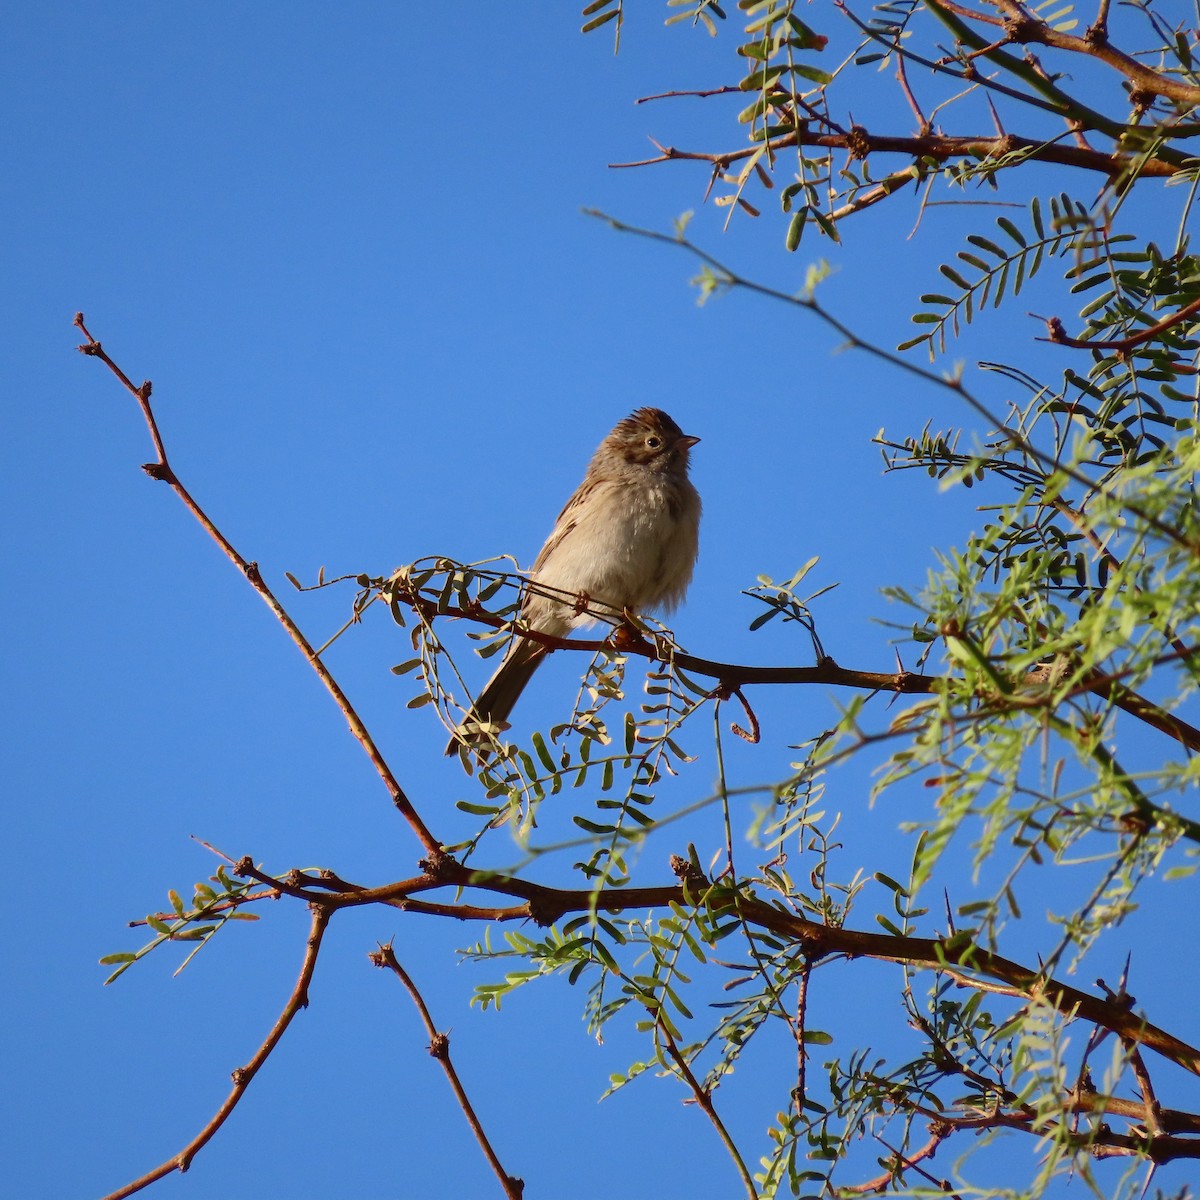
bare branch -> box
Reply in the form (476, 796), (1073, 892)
(372, 943), (524, 1200)
(655, 1015), (757, 1199)
(982, 0), (1200, 106)
(99, 904), (331, 1200)
(610, 127), (1182, 180)
(1041, 295), (1200, 352)
(74, 315), (443, 858)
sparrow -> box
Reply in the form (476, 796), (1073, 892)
(447, 407), (701, 753)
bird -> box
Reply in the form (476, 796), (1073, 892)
(446, 407), (701, 755)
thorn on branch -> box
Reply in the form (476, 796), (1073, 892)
(1095, 975), (1136, 1009)
(1043, 315), (1068, 343)
(141, 461), (175, 483)
(1128, 87), (1153, 115)
(429, 1032), (450, 1060)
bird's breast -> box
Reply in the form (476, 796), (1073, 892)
(531, 476), (699, 621)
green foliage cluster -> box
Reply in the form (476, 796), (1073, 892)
(573, 3), (1200, 1195)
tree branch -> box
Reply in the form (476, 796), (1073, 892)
(611, 127), (1181, 179)
(1041, 295), (1200, 352)
(74, 315), (443, 858)
(981, 0), (1200, 106)
(371, 943), (524, 1199)
(227, 860), (1200, 1077)
(100, 904), (331, 1200)
(655, 1015), (757, 1199)
(414, 580), (1200, 756)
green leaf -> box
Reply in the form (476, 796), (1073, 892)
(531, 731), (556, 774)
(996, 216), (1027, 247)
(573, 816), (614, 834)
(810, 209), (840, 243)
(966, 235), (1005, 259)
(939, 264), (970, 290)
(791, 64), (832, 86)
(785, 208), (806, 252)
(581, 8), (619, 33)
(456, 800), (504, 816)
(740, 64), (786, 91)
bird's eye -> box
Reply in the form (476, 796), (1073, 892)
(646, 435), (662, 450)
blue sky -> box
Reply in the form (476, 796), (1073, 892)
(5, 5), (1197, 1199)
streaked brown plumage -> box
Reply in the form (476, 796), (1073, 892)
(447, 407), (701, 754)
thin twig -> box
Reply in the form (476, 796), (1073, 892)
(656, 1016), (757, 1199)
(1041, 295), (1200, 352)
(794, 957), (812, 1117)
(372, 942), (524, 1200)
(635, 85), (742, 104)
(896, 51), (930, 133)
(839, 1132), (958, 1196)
(100, 904), (331, 1200)
(74, 315), (442, 858)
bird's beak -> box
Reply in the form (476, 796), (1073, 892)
(681, 434), (700, 449)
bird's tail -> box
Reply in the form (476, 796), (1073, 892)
(444, 637), (547, 756)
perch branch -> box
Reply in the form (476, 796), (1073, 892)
(611, 127), (1181, 179)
